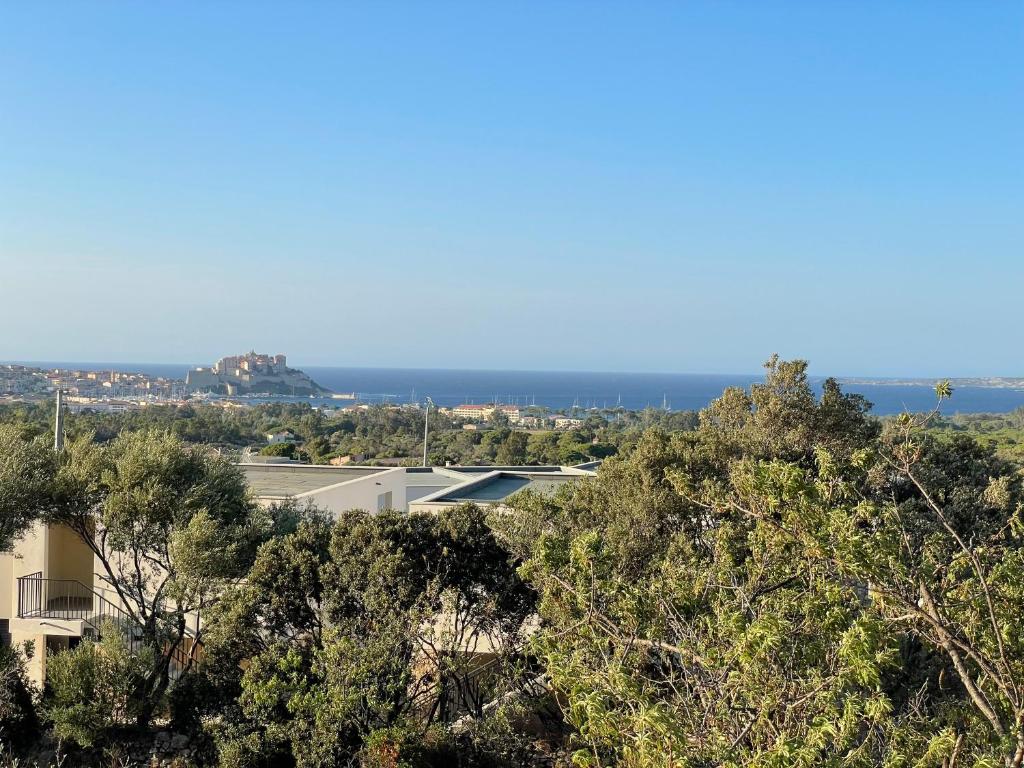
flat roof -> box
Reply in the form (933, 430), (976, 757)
(447, 465), (568, 474)
(240, 464), (385, 498)
(239, 463), (595, 502)
(435, 472), (582, 503)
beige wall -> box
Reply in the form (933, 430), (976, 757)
(47, 525), (93, 584)
(1, 526), (49, 688)
(7, 622), (48, 686)
(7, 617), (85, 687)
(0, 523), (48, 618)
(15, 521), (48, 578)
(0, 524), (94, 619)
(0, 552), (13, 619)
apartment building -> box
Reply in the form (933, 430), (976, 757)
(1, 459), (596, 684)
(451, 403), (523, 423)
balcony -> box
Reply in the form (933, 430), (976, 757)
(16, 574), (196, 678)
(16, 573), (122, 635)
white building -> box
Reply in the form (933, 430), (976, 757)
(451, 404), (523, 424)
(1, 459), (597, 684)
(554, 416), (584, 430)
(240, 461), (595, 516)
(265, 430), (298, 445)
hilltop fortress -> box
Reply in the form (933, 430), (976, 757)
(185, 351), (327, 395)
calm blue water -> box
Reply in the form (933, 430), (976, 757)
(304, 368), (1024, 416)
(11, 361), (1024, 416)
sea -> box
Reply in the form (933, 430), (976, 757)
(11, 362), (1024, 417)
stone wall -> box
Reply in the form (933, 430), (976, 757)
(15, 730), (203, 768)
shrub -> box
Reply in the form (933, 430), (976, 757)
(44, 626), (154, 747)
(260, 442), (297, 459)
(359, 725), (454, 768)
(0, 641), (39, 748)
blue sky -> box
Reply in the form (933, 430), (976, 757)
(1, 2), (1021, 376)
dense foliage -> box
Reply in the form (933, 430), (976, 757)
(499, 360), (1024, 766)
(0, 400), (660, 467)
(45, 626), (155, 747)
(0, 643), (38, 750)
(925, 408), (1024, 463)
(5, 358), (1024, 767)
(192, 504), (536, 767)
(0, 424), (56, 550)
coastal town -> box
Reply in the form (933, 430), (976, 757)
(0, 352), (588, 429)
(1, 352), (321, 404)
(0, 363), (183, 406)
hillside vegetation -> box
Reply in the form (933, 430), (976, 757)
(3, 358), (1024, 767)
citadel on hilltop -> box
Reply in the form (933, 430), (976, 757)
(185, 351), (327, 395)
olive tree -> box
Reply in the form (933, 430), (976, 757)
(199, 504), (534, 768)
(47, 429), (267, 725)
(0, 424), (56, 551)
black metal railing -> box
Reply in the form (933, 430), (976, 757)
(16, 575), (198, 678)
(17, 575), (97, 622)
(16, 572), (44, 618)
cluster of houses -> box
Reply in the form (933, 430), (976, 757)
(0, 364), (182, 402)
(0, 365), (49, 397)
(449, 403), (584, 430)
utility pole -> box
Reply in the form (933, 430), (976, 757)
(54, 388), (65, 452)
(421, 396), (434, 467)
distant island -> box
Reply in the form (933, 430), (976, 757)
(838, 376), (1024, 391)
(185, 351), (328, 396)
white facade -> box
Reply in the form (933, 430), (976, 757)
(451, 404), (523, 423)
(242, 463), (596, 517)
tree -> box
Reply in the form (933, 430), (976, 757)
(260, 442), (297, 459)
(502, 358), (941, 767)
(808, 389), (1024, 766)
(200, 505), (534, 767)
(495, 431), (528, 465)
(0, 424), (56, 551)
(488, 409), (512, 429)
(47, 429), (267, 726)
(696, 388), (1024, 766)
(0, 642), (38, 749)
(585, 442), (617, 460)
(555, 432), (590, 465)
(526, 432), (560, 465)
(45, 623), (155, 747)
(504, 364), (1024, 767)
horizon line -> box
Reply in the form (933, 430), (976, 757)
(0, 358), (1003, 382)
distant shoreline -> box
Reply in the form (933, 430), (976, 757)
(6, 362), (1024, 416)
(6, 361), (1024, 384)
(837, 377), (1024, 391)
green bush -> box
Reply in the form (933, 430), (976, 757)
(259, 442), (297, 459)
(360, 725), (454, 768)
(0, 641), (39, 748)
(210, 721), (291, 768)
(44, 626), (155, 747)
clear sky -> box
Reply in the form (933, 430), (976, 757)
(1, 2), (1021, 376)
